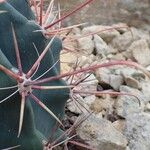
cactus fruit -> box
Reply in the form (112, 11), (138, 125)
(0, 0), (69, 149)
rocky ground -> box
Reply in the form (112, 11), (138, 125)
(60, 23), (150, 150)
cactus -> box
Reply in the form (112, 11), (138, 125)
(0, 0), (70, 149)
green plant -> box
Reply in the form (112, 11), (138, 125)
(0, 0), (69, 149)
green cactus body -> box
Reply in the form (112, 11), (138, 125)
(0, 1), (69, 149)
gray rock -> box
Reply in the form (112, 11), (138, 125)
(95, 68), (110, 83)
(112, 23), (129, 34)
(115, 86), (144, 118)
(129, 39), (150, 66)
(82, 25), (120, 43)
(113, 119), (126, 133)
(146, 65), (150, 71)
(124, 76), (141, 89)
(77, 115), (128, 150)
(109, 53), (126, 61)
(141, 81), (150, 103)
(124, 112), (150, 150)
(111, 28), (140, 52)
(115, 67), (137, 77)
(90, 96), (114, 114)
(77, 36), (94, 54)
(67, 95), (88, 114)
(93, 34), (110, 56)
(144, 103), (150, 113)
(84, 95), (96, 106)
(109, 74), (124, 90)
(96, 68), (124, 90)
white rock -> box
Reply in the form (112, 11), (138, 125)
(90, 96), (114, 114)
(145, 103), (150, 112)
(115, 86), (144, 118)
(84, 95), (96, 106)
(93, 34), (111, 56)
(109, 53), (126, 60)
(141, 81), (150, 103)
(112, 23), (129, 34)
(77, 115), (128, 150)
(113, 119), (126, 132)
(77, 36), (94, 54)
(67, 95), (89, 114)
(128, 39), (150, 66)
(109, 74), (124, 90)
(124, 112), (150, 150)
(96, 68), (123, 90)
(82, 25), (120, 43)
(146, 65), (150, 71)
(111, 28), (140, 52)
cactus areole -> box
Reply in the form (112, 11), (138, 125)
(0, 0), (69, 149)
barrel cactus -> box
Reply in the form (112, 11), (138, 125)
(0, 0), (70, 149)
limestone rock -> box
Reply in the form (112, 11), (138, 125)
(77, 36), (94, 54)
(90, 96), (114, 114)
(113, 119), (126, 133)
(93, 34), (110, 55)
(124, 112), (150, 150)
(77, 115), (128, 150)
(111, 28), (140, 52)
(115, 86), (144, 118)
(128, 39), (150, 66)
(124, 76), (141, 89)
(82, 25), (120, 43)
(141, 81), (150, 103)
(96, 68), (123, 90)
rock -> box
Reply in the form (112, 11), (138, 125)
(141, 81), (150, 103)
(109, 74), (124, 90)
(84, 95), (96, 106)
(128, 39), (150, 66)
(78, 55), (90, 67)
(124, 76), (141, 89)
(75, 73), (98, 95)
(77, 115), (128, 150)
(82, 25), (120, 43)
(83, 73), (99, 85)
(115, 67), (136, 76)
(124, 112), (150, 150)
(67, 95), (88, 114)
(67, 94), (97, 115)
(115, 86), (144, 118)
(76, 54), (95, 67)
(144, 103), (150, 113)
(77, 36), (94, 54)
(113, 119), (126, 133)
(90, 100), (103, 113)
(108, 53), (126, 61)
(126, 147), (130, 150)
(90, 96), (114, 114)
(115, 67), (145, 80)
(60, 51), (78, 73)
(95, 68), (124, 90)
(112, 23), (129, 34)
(111, 28), (140, 52)
(146, 65), (150, 71)
(93, 34), (110, 56)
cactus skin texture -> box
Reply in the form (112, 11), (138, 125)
(0, 0), (69, 149)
